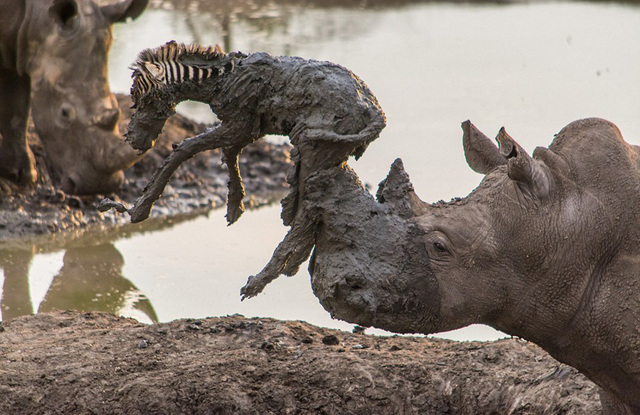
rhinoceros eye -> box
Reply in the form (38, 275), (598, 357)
(433, 241), (447, 252)
(57, 102), (76, 127)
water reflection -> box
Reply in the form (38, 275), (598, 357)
(149, 0), (387, 60)
(149, 0), (640, 55)
(38, 244), (157, 322)
(0, 249), (34, 320)
(0, 213), (205, 323)
(0, 243), (157, 323)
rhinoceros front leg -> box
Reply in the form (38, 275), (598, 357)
(0, 70), (37, 185)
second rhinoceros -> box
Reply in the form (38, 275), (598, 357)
(0, 0), (148, 194)
(242, 118), (640, 414)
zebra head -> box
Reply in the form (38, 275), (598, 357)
(127, 41), (233, 152)
(130, 41), (228, 107)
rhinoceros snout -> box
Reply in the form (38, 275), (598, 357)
(61, 169), (124, 195)
(313, 273), (378, 328)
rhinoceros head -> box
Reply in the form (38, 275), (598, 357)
(18, 0), (148, 194)
(310, 119), (637, 341)
(308, 119), (640, 411)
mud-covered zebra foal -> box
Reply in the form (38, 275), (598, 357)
(109, 40), (385, 225)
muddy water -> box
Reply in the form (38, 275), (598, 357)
(1, 1), (639, 340)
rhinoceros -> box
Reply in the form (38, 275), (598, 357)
(0, 0), (147, 194)
(238, 118), (640, 414)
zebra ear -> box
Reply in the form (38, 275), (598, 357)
(144, 62), (163, 79)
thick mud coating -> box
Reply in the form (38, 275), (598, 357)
(0, 311), (600, 414)
(0, 94), (290, 244)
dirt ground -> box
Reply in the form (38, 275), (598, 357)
(0, 96), (602, 413)
(0, 311), (600, 414)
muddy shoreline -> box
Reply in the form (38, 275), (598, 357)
(0, 97), (601, 413)
(0, 94), (291, 247)
(0, 311), (600, 414)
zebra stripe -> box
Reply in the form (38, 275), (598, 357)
(133, 45), (233, 103)
(132, 41), (229, 101)
(138, 75), (150, 91)
(167, 61), (177, 83)
(175, 60), (183, 82)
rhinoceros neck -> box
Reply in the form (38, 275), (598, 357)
(491, 247), (640, 402)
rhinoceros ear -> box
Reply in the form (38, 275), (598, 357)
(50, 0), (79, 30)
(101, 0), (148, 23)
(462, 120), (507, 174)
(496, 127), (550, 199)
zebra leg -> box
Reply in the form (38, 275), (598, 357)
(284, 119), (385, 222)
(129, 125), (233, 223)
(241, 198), (318, 299)
(222, 145), (245, 224)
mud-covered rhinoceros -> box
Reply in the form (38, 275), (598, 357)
(238, 118), (640, 414)
(0, 0), (147, 194)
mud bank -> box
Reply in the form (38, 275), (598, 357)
(0, 94), (291, 245)
(0, 311), (600, 414)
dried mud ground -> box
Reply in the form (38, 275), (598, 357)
(0, 312), (599, 414)
(0, 95), (601, 413)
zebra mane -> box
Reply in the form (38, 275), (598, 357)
(130, 41), (226, 105)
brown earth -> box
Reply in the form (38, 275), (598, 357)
(0, 95), (602, 413)
(0, 311), (600, 414)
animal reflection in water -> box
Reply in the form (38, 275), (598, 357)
(0, 244), (157, 323)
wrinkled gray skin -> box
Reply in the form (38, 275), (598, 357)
(243, 118), (640, 414)
(0, 0), (147, 194)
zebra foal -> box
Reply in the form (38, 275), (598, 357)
(122, 40), (386, 231)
